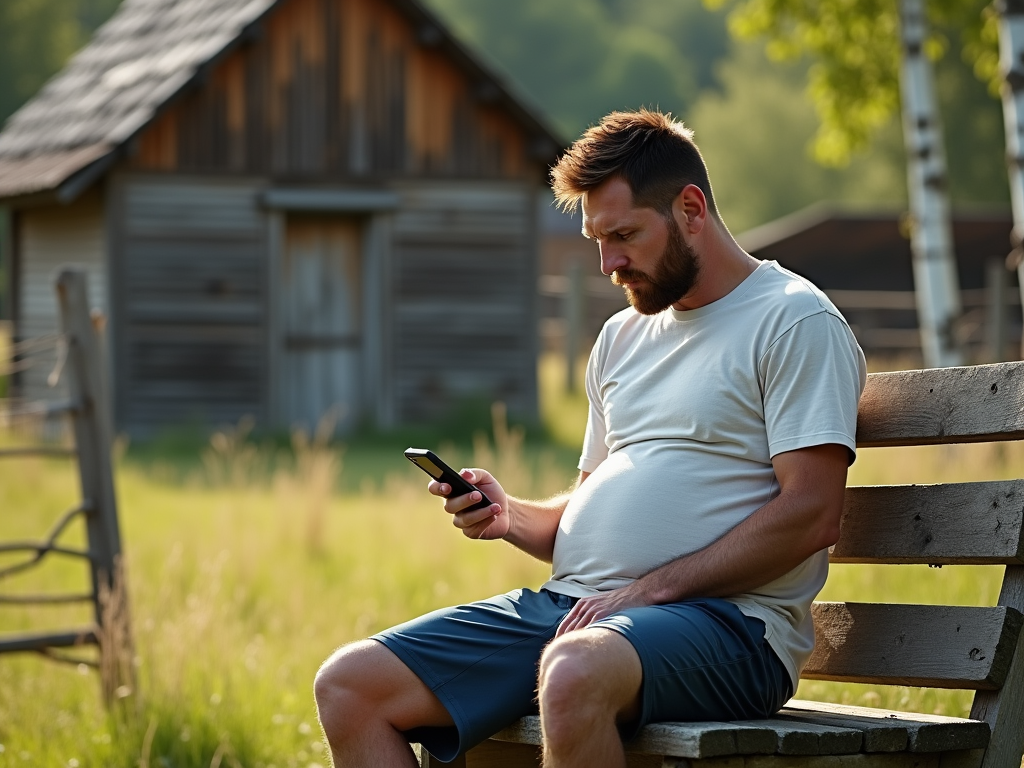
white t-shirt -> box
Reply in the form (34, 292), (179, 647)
(541, 260), (867, 687)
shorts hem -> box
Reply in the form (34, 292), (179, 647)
(370, 635), (469, 763)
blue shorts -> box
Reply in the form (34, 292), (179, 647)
(372, 588), (792, 762)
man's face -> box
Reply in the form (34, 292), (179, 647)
(581, 177), (702, 315)
(611, 217), (701, 315)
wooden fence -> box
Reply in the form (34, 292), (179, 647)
(0, 269), (132, 703)
(539, 274), (1024, 366)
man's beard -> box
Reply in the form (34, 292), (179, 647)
(611, 220), (701, 315)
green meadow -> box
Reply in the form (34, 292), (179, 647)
(0, 353), (1022, 768)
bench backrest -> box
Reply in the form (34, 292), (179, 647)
(807, 361), (1024, 768)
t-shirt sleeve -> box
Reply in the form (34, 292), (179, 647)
(578, 332), (611, 473)
(758, 310), (867, 463)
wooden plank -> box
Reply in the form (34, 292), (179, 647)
(671, 754), (946, 768)
(732, 719), (862, 756)
(491, 716), (777, 760)
(783, 702), (990, 753)
(0, 628), (97, 652)
(776, 707), (909, 752)
(832, 481), (1024, 565)
(971, 565), (1024, 768)
(805, 604), (1023, 689)
(856, 362), (1024, 447)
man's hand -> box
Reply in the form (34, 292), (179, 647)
(428, 468), (511, 540)
(555, 582), (650, 637)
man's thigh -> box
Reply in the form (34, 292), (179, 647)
(372, 588), (574, 762)
(590, 598), (793, 736)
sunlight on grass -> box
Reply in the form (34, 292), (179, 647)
(0, 353), (1022, 765)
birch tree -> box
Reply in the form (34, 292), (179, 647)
(706, 0), (997, 367)
(996, 0), (1024, 356)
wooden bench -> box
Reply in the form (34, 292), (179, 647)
(421, 361), (1024, 768)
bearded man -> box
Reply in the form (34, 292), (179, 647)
(313, 109), (867, 768)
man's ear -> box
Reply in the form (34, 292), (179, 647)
(671, 184), (707, 235)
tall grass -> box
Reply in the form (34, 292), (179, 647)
(0, 353), (1021, 766)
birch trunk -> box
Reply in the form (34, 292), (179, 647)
(996, 0), (1024, 359)
(898, 0), (964, 368)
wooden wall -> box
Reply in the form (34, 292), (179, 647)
(132, 0), (535, 181)
(15, 189), (107, 402)
(390, 180), (537, 422)
(110, 177), (268, 431)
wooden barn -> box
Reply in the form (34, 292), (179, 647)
(736, 205), (1023, 360)
(0, 0), (561, 435)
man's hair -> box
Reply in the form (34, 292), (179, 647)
(550, 109), (718, 218)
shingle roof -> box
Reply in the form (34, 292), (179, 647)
(0, 0), (276, 167)
(0, 0), (561, 201)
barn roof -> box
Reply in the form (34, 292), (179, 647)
(0, 0), (562, 202)
(736, 203), (1014, 291)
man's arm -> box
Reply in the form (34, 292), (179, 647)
(555, 444), (847, 635)
(430, 469), (591, 563)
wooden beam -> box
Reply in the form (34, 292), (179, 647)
(782, 701), (990, 753)
(832, 481), (1024, 565)
(856, 363), (1024, 447)
(0, 628), (97, 653)
(805, 604), (1023, 689)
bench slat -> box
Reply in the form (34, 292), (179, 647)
(782, 701), (990, 753)
(805, 604), (1023, 689)
(856, 362), (1024, 447)
(491, 715), (777, 759)
(732, 719), (863, 756)
(831, 480), (1024, 565)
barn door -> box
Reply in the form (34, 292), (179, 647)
(280, 215), (362, 433)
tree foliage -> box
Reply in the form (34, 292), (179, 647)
(705, 0), (1000, 166)
(424, 0), (730, 139)
(0, 0), (121, 127)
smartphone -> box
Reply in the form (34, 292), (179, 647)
(404, 448), (494, 511)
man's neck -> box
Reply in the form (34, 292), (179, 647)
(671, 221), (760, 312)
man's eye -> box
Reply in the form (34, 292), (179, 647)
(617, 232), (632, 241)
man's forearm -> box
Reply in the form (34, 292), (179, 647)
(633, 448), (846, 605)
(634, 493), (833, 604)
(502, 492), (570, 563)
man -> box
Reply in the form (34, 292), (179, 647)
(314, 109), (866, 768)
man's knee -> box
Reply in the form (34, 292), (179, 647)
(314, 639), (379, 727)
(538, 629), (642, 727)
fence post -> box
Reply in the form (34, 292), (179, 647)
(55, 268), (132, 702)
(986, 258), (1009, 363)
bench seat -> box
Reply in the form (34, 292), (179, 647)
(459, 701), (990, 767)
(417, 362), (1024, 768)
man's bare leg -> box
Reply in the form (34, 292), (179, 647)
(314, 639), (453, 767)
(537, 628), (643, 768)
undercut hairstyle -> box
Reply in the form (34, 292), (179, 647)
(550, 109), (718, 219)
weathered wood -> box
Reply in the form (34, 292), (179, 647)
(667, 754), (948, 768)
(732, 719), (863, 756)
(805, 603), (1023, 689)
(971, 565), (1024, 768)
(856, 363), (1024, 447)
(776, 708), (909, 752)
(668, 752), (984, 768)
(783, 702), (990, 753)
(831, 481), (1024, 565)
(492, 716), (779, 760)
(0, 628), (97, 653)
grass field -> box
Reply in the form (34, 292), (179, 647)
(0, 353), (1022, 767)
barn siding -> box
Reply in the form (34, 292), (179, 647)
(391, 180), (538, 422)
(132, 0), (534, 182)
(112, 175), (269, 432)
(15, 189), (108, 402)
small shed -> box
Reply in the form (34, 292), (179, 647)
(0, 0), (561, 435)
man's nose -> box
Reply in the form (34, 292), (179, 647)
(599, 244), (628, 276)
